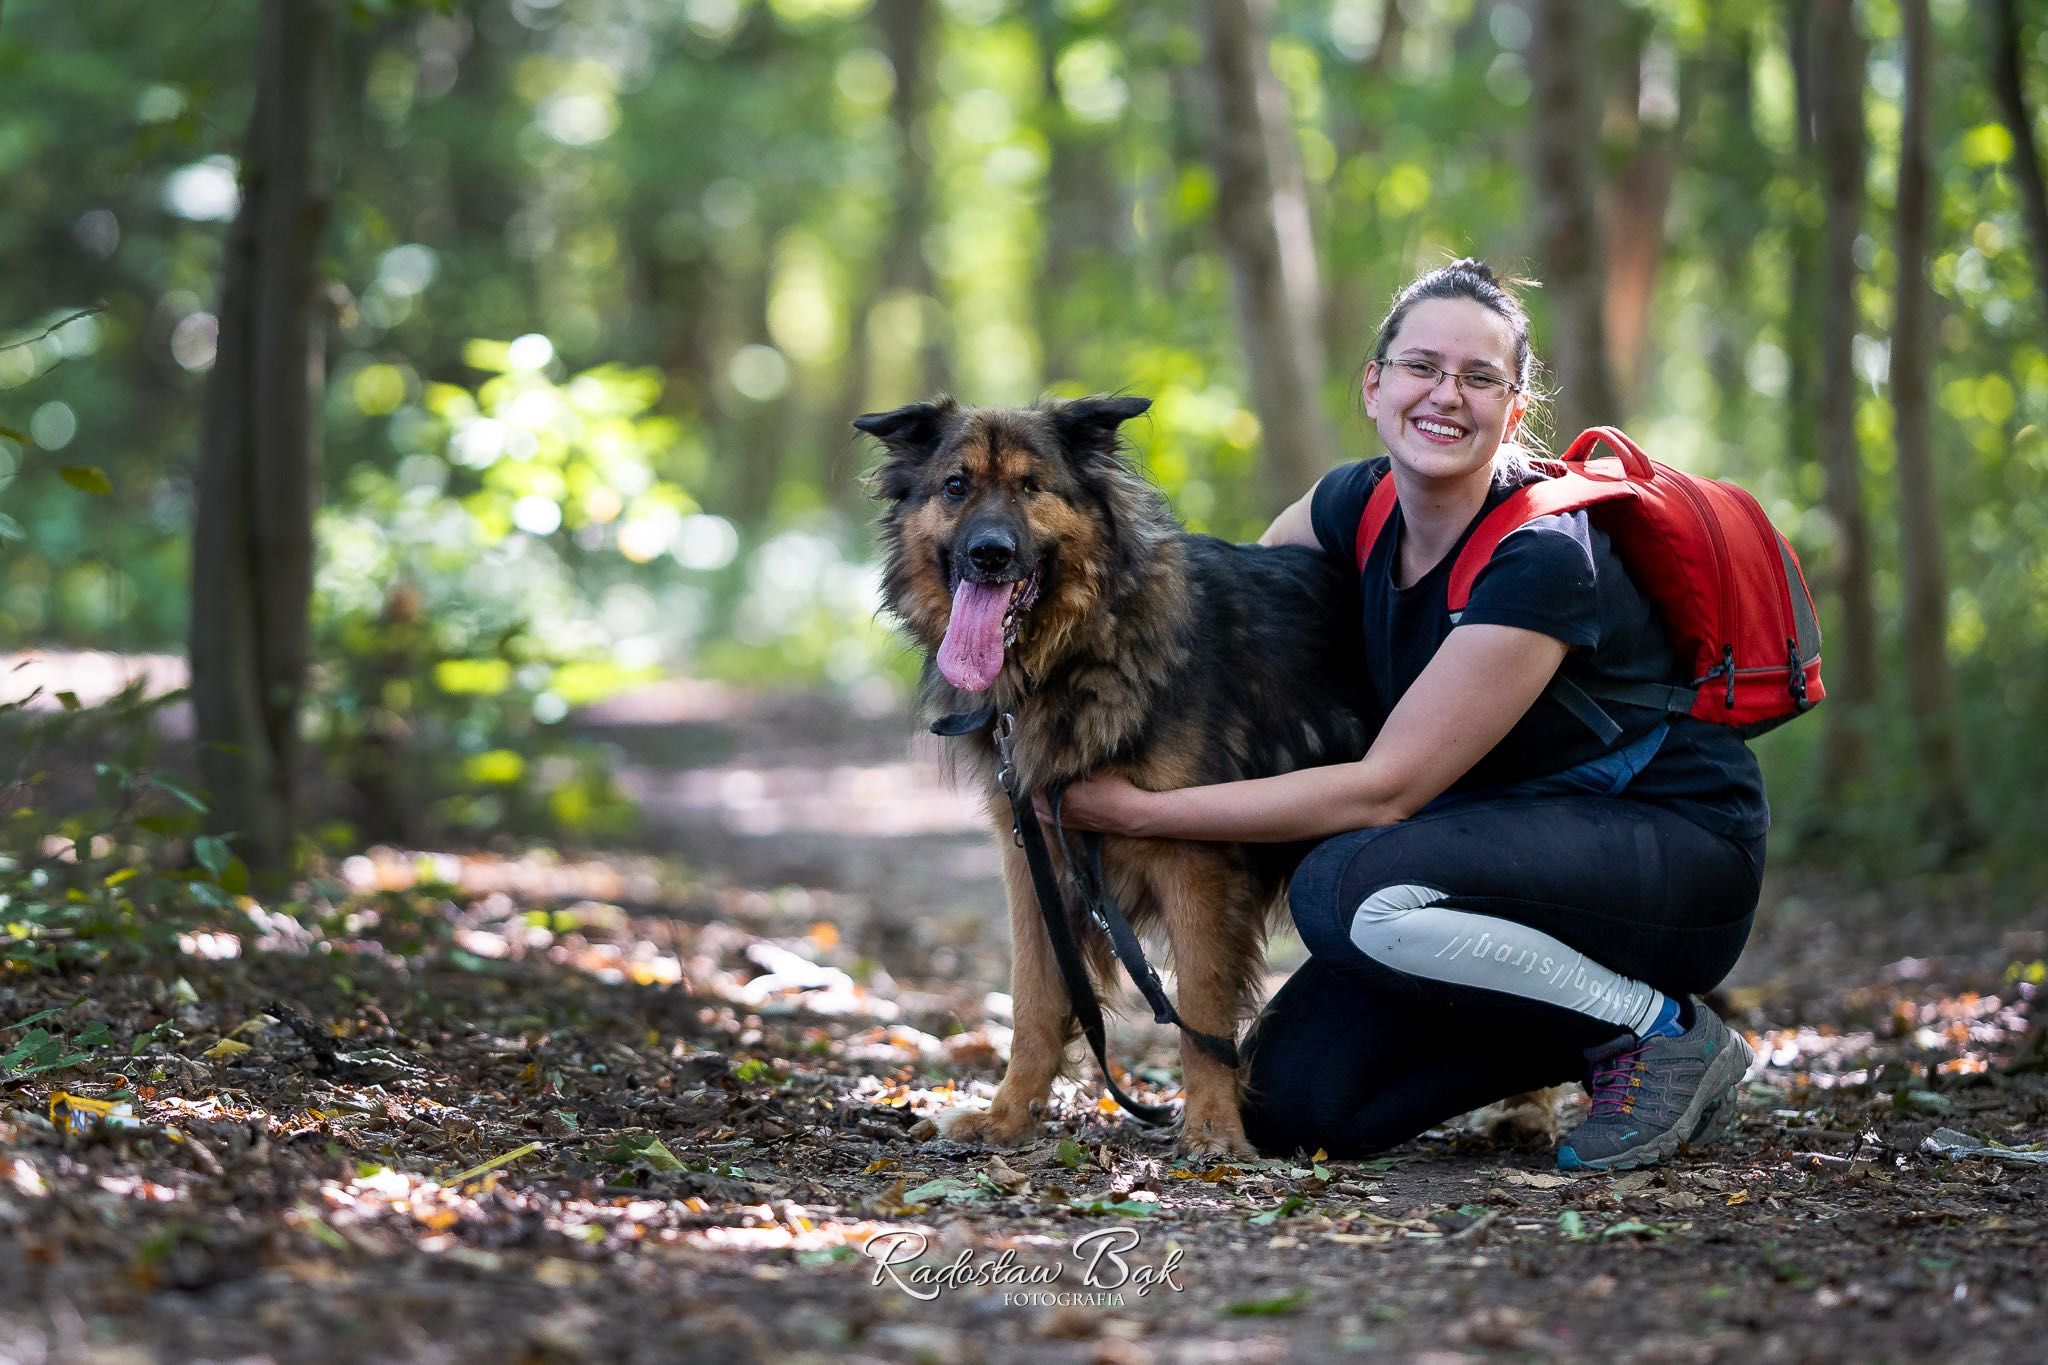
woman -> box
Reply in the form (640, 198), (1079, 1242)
(1055, 259), (1768, 1169)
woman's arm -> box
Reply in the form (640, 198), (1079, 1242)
(1055, 623), (1570, 841)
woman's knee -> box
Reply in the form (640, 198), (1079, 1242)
(1286, 826), (1403, 960)
(1240, 1078), (1408, 1159)
(1240, 1035), (1364, 1157)
(1290, 854), (1455, 995)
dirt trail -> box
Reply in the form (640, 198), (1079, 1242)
(1, 683), (2043, 1363)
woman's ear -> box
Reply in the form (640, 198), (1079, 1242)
(1502, 389), (1528, 441)
(1361, 360), (1382, 420)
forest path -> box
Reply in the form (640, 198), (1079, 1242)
(0, 679), (2042, 1363)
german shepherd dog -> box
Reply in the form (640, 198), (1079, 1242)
(856, 395), (1375, 1158)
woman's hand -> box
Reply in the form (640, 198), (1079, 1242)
(1036, 772), (1157, 838)
(1026, 624), (1568, 846)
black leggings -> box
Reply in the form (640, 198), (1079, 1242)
(1239, 795), (1764, 1158)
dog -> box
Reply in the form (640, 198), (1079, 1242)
(856, 394), (1375, 1158)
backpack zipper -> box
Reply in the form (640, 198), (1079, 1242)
(1667, 469), (1736, 702)
(1731, 487), (1812, 707)
(1733, 488), (1800, 648)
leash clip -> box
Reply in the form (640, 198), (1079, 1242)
(995, 712), (1025, 844)
(994, 712), (1018, 789)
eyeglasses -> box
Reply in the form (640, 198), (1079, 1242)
(1377, 355), (1522, 402)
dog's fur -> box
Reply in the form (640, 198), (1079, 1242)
(858, 395), (1376, 1157)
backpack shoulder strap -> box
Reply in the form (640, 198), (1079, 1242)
(1353, 468), (1400, 571)
(1443, 473), (1638, 613)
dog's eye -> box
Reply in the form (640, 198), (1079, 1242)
(943, 473), (969, 498)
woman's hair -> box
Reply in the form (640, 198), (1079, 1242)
(1366, 257), (1549, 463)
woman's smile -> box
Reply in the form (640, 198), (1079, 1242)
(1410, 414), (1471, 443)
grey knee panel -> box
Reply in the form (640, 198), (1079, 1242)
(1346, 884), (1661, 1033)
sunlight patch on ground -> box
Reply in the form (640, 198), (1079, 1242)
(621, 758), (989, 837)
(1751, 984), (2033, 1092)
(0, 650), (187, 707)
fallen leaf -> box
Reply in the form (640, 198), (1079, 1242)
(446, 1142), (539, 1185)
(414, 1206), (460, 1231)
(874, 1178), (925, 1215)
(1170, 1164), (1243, 1182)
(903, 1176), (986, 1205)
(1250, 1195), (1306, 1226)
(1224, 1288), (1311, 1316)
(1073, 1198), (1153, 1217)
(986, 1154), (1031, 1195)
(202, 1039), (252, 1060)
(1606, 1170), (1657, 1199)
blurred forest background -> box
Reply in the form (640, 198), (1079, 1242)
(4, 0), (2047, 893)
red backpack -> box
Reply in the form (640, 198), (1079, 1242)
(1356, 426), (1824, 737)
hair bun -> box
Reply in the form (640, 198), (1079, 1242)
(1449, 257), (1498, 285)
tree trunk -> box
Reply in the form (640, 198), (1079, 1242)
(1525, 0), (1621, 442)
(874, 0), (950, 400)
(1601, 26), (1687, 412)
(1368, 0), (1407, 77)
(1893, 0), (1979, 857)
(1810, 0), (1878, 797)
(1986, 0), (2048, 337)
(1704, 34), (1764, 443)
(1198, 0), (1336, 508)
(1785, 2), (1821, 469)
(189, 0), (330, 885)
(1031, 0), (1125, 385)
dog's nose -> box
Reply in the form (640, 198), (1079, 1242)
(966, 532), (1017, 577)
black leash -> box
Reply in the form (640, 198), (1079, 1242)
(1046, 795), (1242, 1072)
(940, 708), (1240, 1126)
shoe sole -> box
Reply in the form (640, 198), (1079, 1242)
(1560, 1028), (1754, 1172)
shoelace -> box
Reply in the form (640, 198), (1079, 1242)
(1586, 1043), (1652, 1117)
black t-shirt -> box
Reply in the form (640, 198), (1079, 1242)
(1309, 457), (1769, 839)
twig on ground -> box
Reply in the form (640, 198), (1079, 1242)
(266, 999), (346, 1075)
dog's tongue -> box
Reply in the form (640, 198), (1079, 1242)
(938, 580), (1009, 692)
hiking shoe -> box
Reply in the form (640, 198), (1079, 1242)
(1556, 999), (1752, 1172)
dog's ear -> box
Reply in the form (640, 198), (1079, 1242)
(853, 399), (956, 458)
(1052, 395), (1152, 459)
(857, 399), (958, 503)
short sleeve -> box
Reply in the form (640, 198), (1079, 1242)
(1456, 512), (1601, 649)
(1308, 458), (1388, 567)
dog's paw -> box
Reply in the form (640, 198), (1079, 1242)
(1176, 1113), (1257, 1163)
(929, 1106), (1039, 1149)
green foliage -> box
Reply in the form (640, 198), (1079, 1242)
(0, 683), (242, 974)
(4, 0), (2048, 873)
(0, 1006), (113, 1078)
(307, 354), (698, 843)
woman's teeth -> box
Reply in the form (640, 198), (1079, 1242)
(1415, 419), (1465, 438)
